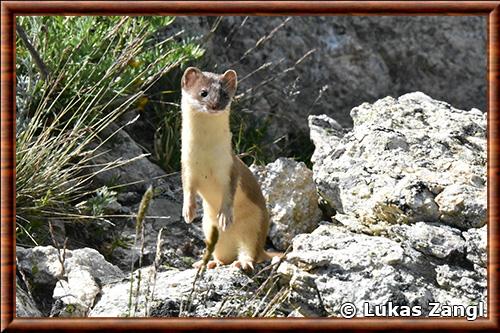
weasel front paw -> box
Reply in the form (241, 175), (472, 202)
(182, 201), (197, 223)
(217, 206), (233, 231)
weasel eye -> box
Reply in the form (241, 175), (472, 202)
(200, 89), (208, 98)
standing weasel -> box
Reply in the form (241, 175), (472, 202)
(181, 67), (271, 270)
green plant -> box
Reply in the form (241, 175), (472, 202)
(153, 105), (182, 172)
(80, 186), (117, 217)
(15, 16), (203, 245)
(16, 17), (203, 116)
(231, 110), (271, 165)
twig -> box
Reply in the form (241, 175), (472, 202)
(260, 286), (289, 317)
(235, 48), (316, 103)
(251, 274), (281, 317)
(229, 17), (292, 68)
(48, 221), (68, 279)
(200, 17), (223, 45)
(313, 281), (328, 317)
(230, 247), (291, 317)
(16, 24), (50, 80)
(224, 16), (248, 48)
(180, 225), (219, 316)
(145, 227), (164, 316)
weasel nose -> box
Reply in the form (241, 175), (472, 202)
(213, 95), (229, 110)
(208, 103), (219, 110)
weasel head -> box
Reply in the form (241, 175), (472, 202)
(181, 67), (237, 115)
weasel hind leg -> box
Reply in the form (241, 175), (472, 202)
(210, 221), (239, 266)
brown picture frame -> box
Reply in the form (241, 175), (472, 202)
(1, 1), (498, 332)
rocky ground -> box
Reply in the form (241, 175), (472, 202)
(16, 92), (487, 318)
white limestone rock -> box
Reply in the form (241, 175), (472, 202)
(251, 158), (322, 250)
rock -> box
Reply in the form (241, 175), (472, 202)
(308, 115), (346, 165)
(279, 225), (416, 316)
(17, 246), (65, 286)
(88, 122), (168, 193)
(463, 226), (487, 268)
(388, 222), (465, 259)
(16, 282), (42, 317)
(435, 184), (486, 229)
(116, 191), (142, 206)
(434, 264), (486, 305)
(251, 158), (321, 250)
(16, 246), (125, 317)
(285, 225), (405, 270)
(309, 92), (486, 229)
(278, 224), (486, 317)
(19, 89), (488, 318)
(52, 268), (100, 317)
(303, 93), (487, 318)
(107, 196), (205, 271)
(333, 213), (375, 235)
(90, 266), (269, 317)
(66, 171), (206, 273)
(167, 16), (485, 150)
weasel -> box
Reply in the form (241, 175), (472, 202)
(181, 67), (272, 271)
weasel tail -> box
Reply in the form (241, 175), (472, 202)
(180, 67), (280, 271)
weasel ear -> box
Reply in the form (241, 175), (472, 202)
(222, 69), (238, 96)
(182, 67), (201, 90)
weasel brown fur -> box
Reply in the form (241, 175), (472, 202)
(181, 67), (274, 270)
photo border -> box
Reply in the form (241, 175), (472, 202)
(1, 1), (498, 331)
